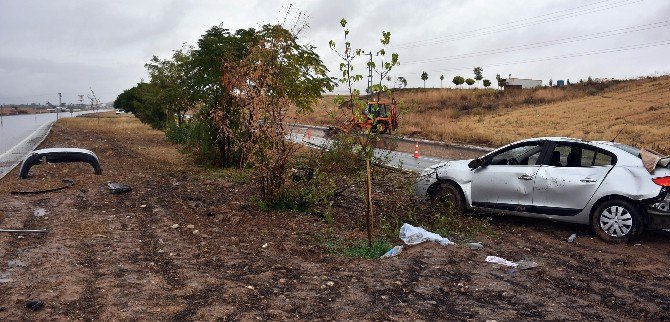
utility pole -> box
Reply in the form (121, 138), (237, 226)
(57, 92), (62, 120)
(1, 104), (3, 126)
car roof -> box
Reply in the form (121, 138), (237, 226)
(509, 137), (643, 166)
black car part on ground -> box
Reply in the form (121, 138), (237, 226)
(11, 179), (75, 195)
(19, 148), (102, 179)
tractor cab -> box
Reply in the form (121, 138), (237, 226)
(352, 98), (398, 134)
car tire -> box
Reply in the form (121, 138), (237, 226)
(431, 182), (466, 215)
(591, 199), (643, 243)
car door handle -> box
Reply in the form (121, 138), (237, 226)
(580, 178), (598, 183)
(518, 174), (533, 181)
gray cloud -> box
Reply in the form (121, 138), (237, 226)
(1, 0), (669, 104)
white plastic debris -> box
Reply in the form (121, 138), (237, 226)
(465, 242), (483, 250)
(485, 256), (518, 267)
(568, 233), (577, 243)
(380, 245), (404, 259)
(399, 223), (454, 246)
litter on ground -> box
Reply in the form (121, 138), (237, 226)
(107, 182), (132, 194)
(485, 256), (518, 267)
(380, 245), (404, 259)
(399, 223), (453, 246)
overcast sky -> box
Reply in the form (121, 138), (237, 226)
(1, 0), (669, 104)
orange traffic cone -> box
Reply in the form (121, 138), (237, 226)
(306, 128), (313, 139)
(413, 142), (420, 159)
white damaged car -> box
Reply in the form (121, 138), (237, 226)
(416, 137), (670, 243)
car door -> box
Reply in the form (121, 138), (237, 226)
(471, 141), (547, 211)
(532, 142), (616, 215)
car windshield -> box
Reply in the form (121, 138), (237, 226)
(613, 143), (641, 158)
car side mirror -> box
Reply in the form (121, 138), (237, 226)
(468, 158), (482, 170)
(469, 157), (491, 170)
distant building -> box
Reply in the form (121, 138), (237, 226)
(504, 77), (542, 89)
(556, 80), (565, 86)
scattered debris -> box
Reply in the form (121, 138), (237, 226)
(325, 281), (335, 287)
(486, 256), (540, 270)
(107, 182), (132, 194)
(262, 243), (268, 248)
(485, 256), (518, 267)
(186, 224), (195, 229)
(11, 179), (75, 195)
(33, 208), (47, 217)
(0, 229), (47, 233)
(192, 230), (199, 234)
(517, 260), (539, 270)
(568, 233), (577, 243)
(0, 306), (5, 312)
(0, 272), (13, 283)
(380, 245), (404, 259)
(399, 223), (454, 246)
(171, 224), (179, 229)
(465, 242), (483, 250)
(19, 148), (102, 179)
(25, 300), (44, 311)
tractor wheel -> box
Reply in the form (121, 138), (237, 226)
(373, 121), (389, 134)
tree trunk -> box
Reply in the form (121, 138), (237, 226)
(365, 157), (374, 247)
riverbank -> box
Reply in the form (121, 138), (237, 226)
(1, 114), (670, 320)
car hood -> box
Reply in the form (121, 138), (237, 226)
(421, 159), (472, 177)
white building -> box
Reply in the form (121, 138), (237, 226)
(505, 78), (542, 89)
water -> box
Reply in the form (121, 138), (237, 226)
(0, 111), (96, 154)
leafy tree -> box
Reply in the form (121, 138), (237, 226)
(145, 46), (196, 126)
(114, 82), (167, 129)
(473, 66), (483, 86)
(483, 79), (491, 88)
(368, 31), (399, 100)
(421, 71), (428, 88)
(452, 75), (464, 87)
(496, 73), (505, 88)
(396, 76), (407, 88)
(216, 24), (333, 199)
(330, 18), (399, 247)
(440, 75), (444, 88)
(465, 78), (475, 87)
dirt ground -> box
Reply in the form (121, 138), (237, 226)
(1, 114), (670, 321)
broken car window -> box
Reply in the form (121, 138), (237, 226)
(490, 143), (544, 166)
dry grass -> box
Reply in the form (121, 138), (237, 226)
(294, 76), (670, 153)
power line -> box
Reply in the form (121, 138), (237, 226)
(426, 39), (670, 74)
(401, 20), (670, 65)
(391, 0), (644, 49)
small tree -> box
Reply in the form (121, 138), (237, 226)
(440, 75), (444, 88)
(452, 75), (464, 88)
(483, 79), (491, 88)
(465, 78), (475, 87)
(473, 66), (483, 86)
(421, 71), (428, 88)
(496, 74), (505, 88)
(548, 78), (553, 87)
(396, 76), (407, 89)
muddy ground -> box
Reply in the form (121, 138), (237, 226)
(1, 114), (670, 321)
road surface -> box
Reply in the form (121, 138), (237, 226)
(0, 111), (100, 179)
(287, 129), (449, 173)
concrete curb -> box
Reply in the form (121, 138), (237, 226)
(0, 121), (54, 180)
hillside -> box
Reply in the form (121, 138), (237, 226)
(294, 76), (670, 154)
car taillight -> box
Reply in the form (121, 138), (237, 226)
(652, 177), (670, 187)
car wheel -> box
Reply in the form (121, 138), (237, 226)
(591, 199), (643, 243)
(431, 182), (466, 215)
